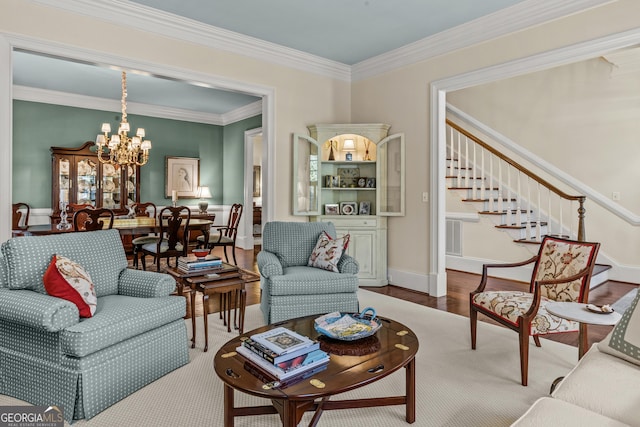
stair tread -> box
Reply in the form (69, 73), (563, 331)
(479, 210), (530, 214)
(496, 222), (547, 229)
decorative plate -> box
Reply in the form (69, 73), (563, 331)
(78, 179), (90, 192)
(127, 165), (134, 177)
(127, 180), (135, 192)
(314, 307), (381, 341)
(103, 197), (115, 208)
(103, 164), (116, 177)
(103, 180), (116, 192)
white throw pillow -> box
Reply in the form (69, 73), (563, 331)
(307, 231), (350, 273)
(599, 288), (640, 366)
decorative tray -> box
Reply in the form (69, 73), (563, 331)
(586, 303), (615, 314)
(314, 307), (381, 341)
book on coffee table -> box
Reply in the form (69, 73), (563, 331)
(251, 327), (316, 356)
(236, 345), (329, 380)
(241, 336), (320, 365)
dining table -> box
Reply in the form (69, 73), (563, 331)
(16, 218), (214, 247)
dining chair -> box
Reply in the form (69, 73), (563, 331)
(12, 202), (30, 229)
(469, 236), (600, 386)
(196, 203), (243, 265)
(73, 207), (115, 231)
(131, 202), (159, 269)
(141, 206), (191, 272)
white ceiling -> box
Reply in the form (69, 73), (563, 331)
(14, 0), (580, 118)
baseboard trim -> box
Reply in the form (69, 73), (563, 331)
(387, 268), (431, 294)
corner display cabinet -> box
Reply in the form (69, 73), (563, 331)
(51, 141), (140, 223)
(293, 124), (405, 286)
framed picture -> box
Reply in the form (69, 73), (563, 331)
(324, 203), (339, 215)
(340, 201), (358, 215)
(253, 165), (261, 197)
(359, 201), (371, 215)
(166, 156), (200, 198)
(324, 175), (340, 188)
(365, 177), (376, 188)
(357, 177), (367, 188)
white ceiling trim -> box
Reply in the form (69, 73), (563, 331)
(32, 0), (614, 83)
(352, 0), (616, 80)
(13, 85), (260, 126)
(31, 0), (351, 82)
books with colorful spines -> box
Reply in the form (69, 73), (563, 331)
(250, 326), (316, 356)
(177, 260), (222, 270)
(242, 336), (320, 365)
(235, 345), (329, 380)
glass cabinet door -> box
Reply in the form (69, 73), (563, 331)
(292, 134), (320, 215)
(75, 156), (97, 207)
(377, 133), (405, 216)
(124, 164), (138, 208)
(57, 157), (71, 210)
(101, 163), (120, 209)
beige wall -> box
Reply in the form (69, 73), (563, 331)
(352, 0), (640, 283)
(448, 55), (640, 265)
(3, 0), (640, 288)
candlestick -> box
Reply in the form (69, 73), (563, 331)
(171, 190), (177, 207)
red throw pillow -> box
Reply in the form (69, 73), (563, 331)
(43, 254), (97, 318)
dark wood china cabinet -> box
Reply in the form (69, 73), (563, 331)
(51, 141), (140, 223)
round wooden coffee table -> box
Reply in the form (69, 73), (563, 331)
(214, 314), (418, 426)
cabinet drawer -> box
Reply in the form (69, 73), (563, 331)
(327, 218), (377, 228)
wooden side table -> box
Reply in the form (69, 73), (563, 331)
(187, 275), (246, 352)
(165, 263), (246, 351)
(546, 302), (622, 359)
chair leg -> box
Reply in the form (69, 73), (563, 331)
(533, 335), (542, 347)
(141, 254), (147, 271)
(519, 330), (530, 386)
(132, 245), (139, 269)
(223, 247), (229, 264)
(156, 256), (161, 272)
(470, 304), (478, 350)
(231, 244), (237, 265)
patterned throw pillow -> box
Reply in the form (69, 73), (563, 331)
(43, 254), (98, 318)
(308, 231), (350, 273)
(606, 288), (640, 364)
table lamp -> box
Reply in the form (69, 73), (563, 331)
(197, 186), (212, 213)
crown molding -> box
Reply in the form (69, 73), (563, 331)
(30, 0), (351, 81)
(352, 0), (615, 80)
(13, 85), (235, 125)
(221, 100), (262, 125)
(30, 0), (613, 83)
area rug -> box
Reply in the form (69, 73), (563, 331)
(0, 290), (577, 426)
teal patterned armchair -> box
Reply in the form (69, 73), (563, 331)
(0, 230), (188, 422)
(258, 221), (359, 324)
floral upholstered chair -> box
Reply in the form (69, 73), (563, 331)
(470, 236), (600, 386)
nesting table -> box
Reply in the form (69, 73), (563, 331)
(166, 263), (247, 352)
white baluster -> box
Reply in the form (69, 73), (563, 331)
(536, 220), (542, 241)
(559, 195), (563, 237)
(465, 137), (470, 189)
(480, 147), (486, 201)
(471, 143), (477, 200)
(548, 189), (552, 237)
(488, 155), (494, 212)
(515, 171), (522, 226)
(449, 127), (455, 177)
(457, 134), (462, 188)
(506, 166), (512, 225)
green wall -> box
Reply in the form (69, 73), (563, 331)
(222, 115), (262, 205)
(12, 100), (261, 209)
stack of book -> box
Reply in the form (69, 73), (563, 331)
(236, 327), (329, 381)
(177, 255), (222, 273)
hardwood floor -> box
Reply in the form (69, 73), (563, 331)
(183, 247), (637, 350)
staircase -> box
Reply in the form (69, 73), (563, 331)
(446, 119), (611, 287)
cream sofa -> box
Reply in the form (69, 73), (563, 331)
(512, 292), (640, 427)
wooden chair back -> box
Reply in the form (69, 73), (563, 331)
(223, 203), (243, 241)
(133, 202), (157, 218)
(158, 206), (191, 256)
(73, 207), (115, 231)
(12, 202), (30, 230)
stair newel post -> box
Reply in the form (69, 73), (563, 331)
(577, 197), (586, 241)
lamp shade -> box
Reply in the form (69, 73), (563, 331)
(198, 186), (212, 198)
(343, 139), (355, 151)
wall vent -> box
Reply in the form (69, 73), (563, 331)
(446, 219), (462, 256)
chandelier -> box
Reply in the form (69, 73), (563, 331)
(96, 71), (152, 166)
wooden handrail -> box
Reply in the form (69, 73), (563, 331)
(447, 119), (586, 241)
